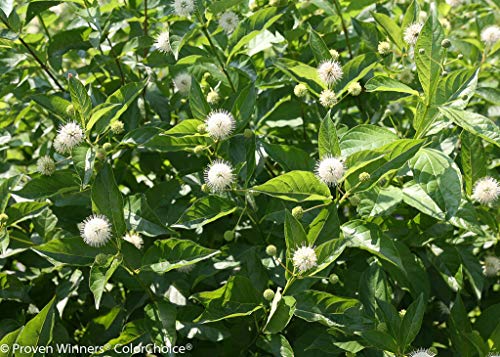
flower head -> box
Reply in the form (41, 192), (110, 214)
(173, 72), (192, 95)
(173, 0), (194, 16)
(80, 214), (112, 247)
(481, 25), (500, 46)
(155, 31), (171, 53)
(378, 41), (391, 55)
(205, 110), (235, 140)
(347, 82), (362, 96)
(472, 177), (500, 204)
(319, 89), (337, 108)
(316, 155), (345, 186)
(37, 156), (56, 176)
(408, 348), (436, 357)
(482, 256), (500, 277)
(54, 122), (84, 154)
(292, 245), (317, 273)
(404, 22), (424, 46)
(219, 11), (238, 34)
(445, 0), (462, 6)
(207, 90), (220, 104)
(204, 160), (234, 192)
(329, 49), (339, 60)
(110, 120), (125, 135)
(294, 83), (308, 97)
(123, 232), (144, 249)
(317, 60), (343, 85)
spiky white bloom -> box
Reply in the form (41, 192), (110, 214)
(347, 82), (362, 96)
(173, 0), (194, 16)
(79, 214), (112, 247)
(319, 89), (337, 108)
(292, 245), (317, 272)
(316, 155), (345, 186)
(481, 25), (500, 46)
(219, 11), (238, 34)
(205, 110), (235, 140)
(472, 177), (500, 204)
(37, 156), (56, 176)
(408, 348), (436, 357)
(317, 60), (343, 85)
(173, 72), (192, 95)
(123, 232), (144, 249)
(482, 256), (500, 277)
(404, 22), (424, 46)
(54, 122), (84, 154)
(155, 31), (171, 53)
(204, 160), (234, 192)
(445, 0), (463, 6)
(378, 41), (391, 55)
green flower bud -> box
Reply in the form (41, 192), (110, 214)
(201, 183), (210, 193)
(441, 39), (451, 48)
(244, 129), (253, 138)
(223, 230), (234, 241)
(359, 172), (371, 182)
(457, 53), (464, 59)
(103, 143), (112, 152)
(294, 83), (308, 98)
(66, 104), (75, 116)
(329, 49), (340, 60)
(0, 213), (8, 223)
(265, 244), (277, 257)
(263, 288), (275, 301)
(399, 309), (407, 318)
(110, 120), (125, 135)
(441, 70), (448, 77)
(418, 48), (425, 54)
(347, 82), (362, 96)
(207, 90), (220, 105)
(95, 253), (109, 265)
(328, 273), (339, 285)
(377, 41), (391, 55)
(96, 148), (106, 161)
(194, 145), (205, 154)
(292, 206), (304, 220)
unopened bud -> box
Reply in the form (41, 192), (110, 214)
(197, 124), (206, 134)
(265, 244), (277, 256)
(194, 145), (205, 154)
(223, 230), (234, 241)
(244, 129), (253, 138)
(96, 148), (106, 161)
(359, 172), (371, 182)
(292, 206), (304, 220)
(441, 39), (451, 48)
(328, 273), (339, 284)
(110, 120), (125, 135)
(418, 48), (425, 54)
(263, 288), (275, 301)
(102, 143), (112, 152)
(201, 183), (210, 193)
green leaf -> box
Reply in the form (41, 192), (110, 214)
(30, 94), (72, 121)
(372, 12), (404, 50)
(189, 78), (211, 120)
(415, 11), (445, 102)
(141, 238), (219, 274)
(307, 205), (340, 246)
(365, 76), (419, 96)
(264, 289), (296, 334)
(408, 148), (462, 219)
(209, 0), (244, 13)
(174, 196), (237, 229)
(339, 124), (398, 157)
(439, 106), (500, 148)
(251, 171), (332, 202)
(92, 163), (126, 239)
(313, 238), (346, 275)
(232, 84), (256, 131)
(361, 329), (398, 353)
(15, 296), (56, 357)
(15, 170), (80, 199)
(49, 28), (91, 71)
(435, 69), (478, 108)
(5, 201), (48, 225)
(335, 53), (378, 95)
(402, 181), (445, 220)
(33, 237), (115, 265)
(263, 142), (315, 171)
(318, 114), (341, 158)
(256, 334), (294, 357)
(309, 29), (331, 64)
(89, 254), (121, 310)
(192, 275), (263, 323)
(284, 209), (308, 276)
(0, 272), (30, 301)
(68, 76), (92, 126)
(461, 131), (486, 195)
(72, 145), (95, 187)
(399, 294), (425, 348)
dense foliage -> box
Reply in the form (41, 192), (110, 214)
(1, 0), (500, 356)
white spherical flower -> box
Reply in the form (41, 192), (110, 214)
(378, 41), (391, 55)
(316, 155), (345, 186)
(482, 256), (500, 277)
(404, 22), (424, 46)
(80, 214), (112, 247)
(54, 121), (84, 154)
(123, 232), (144, 249)
(319, 89), (337, 108)
(347, 82), (362, 96)
(294, 83), (308, 97)
(445, 0), (463, 6)
(204, 160), (234, 192)
(173, 72), (192, 95)
(481, 25), (500, 46)
(317, 60), (343, 85)
(205, 110), (235, 140)
(409, 348), (436, 357)
(472, 177), (500, 204)
(37, 155), (56, 176)
(292, 245), (317, 273)
(173, 0), (194, 16)
(219, 11), (238, 34)
(155, 31), (171, 53)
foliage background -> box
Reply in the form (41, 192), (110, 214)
(0, 0), (499, 356)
